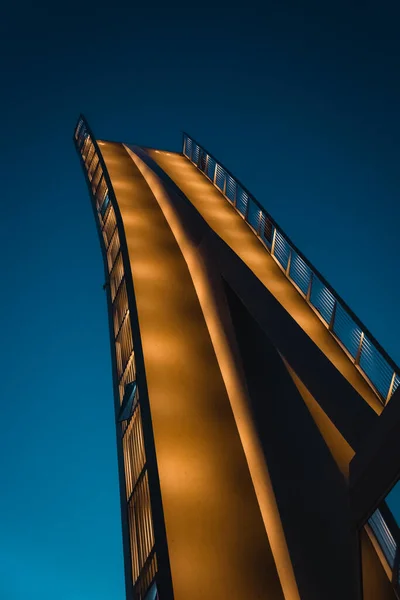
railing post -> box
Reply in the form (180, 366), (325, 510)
(183, 135), (187, 157)
(223, 173), (227, 196)
(286, 249), (292, 277)
(329, 298), (337, 331)
(213, 163), (218, 185)
(205, 154), (209, 177)
(306, 271), (313, 302)
(257, 211), (263, 236)
(355, 332), (365, 365)
(387, 371), (397, 404)
(245, 197), (250, 221)
(270, 228), (277, 256)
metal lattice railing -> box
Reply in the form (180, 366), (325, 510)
(74, 116), (157, 599)
(367, 503), (400, 593)
(182, 133), (400, 405)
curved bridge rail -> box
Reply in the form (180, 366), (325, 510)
(182, 133), (399, 406)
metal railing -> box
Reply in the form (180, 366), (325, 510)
(368, 503), (400, 594)
(182, 133), (400, 405)
(369, 508), (397, 569)
(74, 116), (157, 599)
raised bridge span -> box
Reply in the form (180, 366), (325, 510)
(75, 115), (400, 600)
(154, 134), (399, 411)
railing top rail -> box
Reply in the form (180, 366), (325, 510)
(182, 132), (400, 402)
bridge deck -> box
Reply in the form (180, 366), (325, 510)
(99, 141), (285, 600)
(147, 149), (382, 417)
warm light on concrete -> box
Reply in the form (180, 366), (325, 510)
(74, 118), (398, 600)
(126, 145), (300, 600)
(149, 150), (383, 416)
(101, 142), (285, 600)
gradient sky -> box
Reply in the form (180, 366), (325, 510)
(0, 2), (399, 599)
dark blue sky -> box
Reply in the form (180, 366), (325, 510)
(0, 2), (399, 598)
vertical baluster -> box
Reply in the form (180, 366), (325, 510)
(306, 271), (313, 302)
(286, 249), (292, 277)
(355, 331), (365, 365)
(270, 227), (277, 256)
(329, 298), (337, 332)
(387, 371), (397, 404)
(245, 195), (250, 220)
(257, 211), (263, 235)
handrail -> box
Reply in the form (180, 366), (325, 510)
(182, 132), (400, 405)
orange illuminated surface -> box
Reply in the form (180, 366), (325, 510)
(147, 150), (382, 417)
(98, 142), (285, 600)
(146, 149), (380, 494)
(126, 147), (300, 600)
(96, 139), (382, 600)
